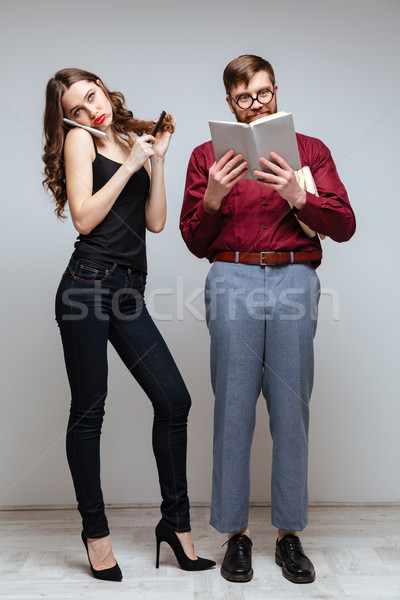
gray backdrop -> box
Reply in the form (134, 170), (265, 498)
(1, 0), (399, 510)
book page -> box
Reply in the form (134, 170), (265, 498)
(251, 113), (301, 175)
(209, 121), (250, 172)
(248, 110), (288, 126)
(243, 127), (262, 179)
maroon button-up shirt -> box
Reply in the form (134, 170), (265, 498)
(180, 133), (355, 267)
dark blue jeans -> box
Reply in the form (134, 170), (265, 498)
(55, 256), (191, 538)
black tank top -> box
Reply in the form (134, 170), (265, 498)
(73, 140), (150, 271)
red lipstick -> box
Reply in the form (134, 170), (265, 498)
(93, 114), (105, 125)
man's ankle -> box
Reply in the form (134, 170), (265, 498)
(277, 529), (298, 541)
(228, 527), (250, 540)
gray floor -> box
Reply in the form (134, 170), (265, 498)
(0, 505), (399, 599)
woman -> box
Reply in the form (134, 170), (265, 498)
(42, 68), (215, 581)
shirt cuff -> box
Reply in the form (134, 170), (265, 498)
(295, 191), (322, 231)
(198, 199), (221, 219)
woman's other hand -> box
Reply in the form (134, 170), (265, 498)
(126, 134), (155, 173)
(152, 113), (176, 159)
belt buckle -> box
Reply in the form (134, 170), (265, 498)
(260, 251), (278, 266)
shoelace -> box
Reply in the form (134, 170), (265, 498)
(284, 536), (304, 555)
(222, 536), (251, 553)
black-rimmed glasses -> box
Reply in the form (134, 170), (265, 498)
(229, 88), (275, 110)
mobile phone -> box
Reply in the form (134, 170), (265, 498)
(63, 117), (109, 140)
(151, 111), (167, 137)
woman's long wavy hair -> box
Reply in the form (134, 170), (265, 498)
(42, 68), (174, 219)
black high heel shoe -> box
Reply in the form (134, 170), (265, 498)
(155, 520), (216, 571)
(81, 531), (123, 581)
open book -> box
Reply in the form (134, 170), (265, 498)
(209, 112), (324, 240)
(209, 111), (302, 179)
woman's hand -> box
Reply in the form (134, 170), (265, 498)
(125, 134), (155, 173)
(152, 113), (176, 159)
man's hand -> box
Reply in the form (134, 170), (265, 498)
(254, 151), (306, 210)
(204, 150), (248, 212)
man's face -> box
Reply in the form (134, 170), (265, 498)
(227, 70), (278, 124)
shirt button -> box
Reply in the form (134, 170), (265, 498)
(264, 202), (268, 206)
(262, 225), (267, 229)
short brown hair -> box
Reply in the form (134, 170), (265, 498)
(223, 54), (275, 95)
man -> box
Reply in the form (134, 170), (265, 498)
(180, 54), (355, 584)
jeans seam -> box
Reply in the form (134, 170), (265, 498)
(119, 274), (142, 304)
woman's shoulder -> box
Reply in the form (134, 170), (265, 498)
(64, 127), (96, 162)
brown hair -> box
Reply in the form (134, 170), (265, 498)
(42, 68), (174, 219)
(223, 54), (276, 95)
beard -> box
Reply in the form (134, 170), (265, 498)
(232, 102), (278, 124)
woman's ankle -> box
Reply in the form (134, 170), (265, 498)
(175, 531), (197, 560)
(87, 535), (116, 568)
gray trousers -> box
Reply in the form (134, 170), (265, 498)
(205, 261), (320, 533)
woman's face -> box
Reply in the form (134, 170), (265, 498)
(61, 79), (113, 131)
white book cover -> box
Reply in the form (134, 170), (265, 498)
(209, 111), (301, 179)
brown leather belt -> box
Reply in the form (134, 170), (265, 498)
(213, 250), (322, 266)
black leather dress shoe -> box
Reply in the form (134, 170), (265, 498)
(220, 533), (253, 582)
(275, 534), (315, 583)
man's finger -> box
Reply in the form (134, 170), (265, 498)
(270, 151), (290, 170)
(254, 169), (278, 183)
(259, 157), (281, 175)
(221, 153), (244, 173)
(225, 158), (247, 176)
(227, 162), (248, 181)
(216, 150), (235, 169)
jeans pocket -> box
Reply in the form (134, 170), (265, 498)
(68, 260), (110, 284)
